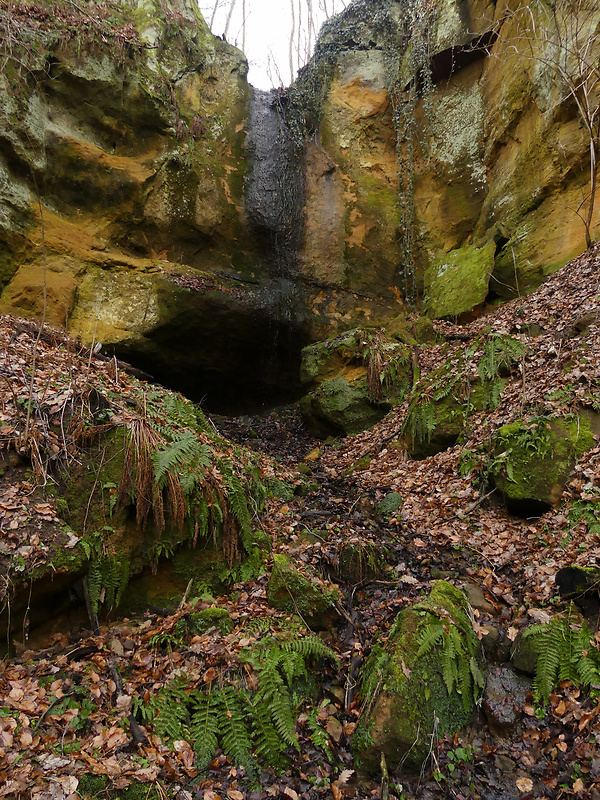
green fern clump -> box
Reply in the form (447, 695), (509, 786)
(477, 333), (524, 378)
(81, 531), (129, 614)
(189, 688), (220, 771)
(520, 606), (600, 706)
(416, 618), (484, 712)
(359, 330), (411, 401)
(116, 385), (269, 567)
(146, 675), (190, 742)
(412, 584), (484, 712)
(135, 629), (338, 776)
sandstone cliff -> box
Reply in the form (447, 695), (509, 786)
(0, 0), (598, 410)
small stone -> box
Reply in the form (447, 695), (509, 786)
(484, 666), (531, 736)
(481, 625), (500, 657)
(109, 638), (125, 657)
(494, 754), (516, 773)
(464, 582), (496, 615)
(326, 716), (343, 743)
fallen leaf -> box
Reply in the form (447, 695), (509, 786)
(516, 777), (533, 793)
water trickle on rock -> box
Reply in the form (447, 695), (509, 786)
(245, 88), (307, 401)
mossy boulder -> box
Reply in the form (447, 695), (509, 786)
(376, 491), (403, 519)
(175, 607), (234, 637)
(491, 415), (595, 513)
(353, 581), (483, 773)
(300, 376), (389, 438)
(299, 329), (411, 437)
(510, 626), (541, 676)
(402, 373), (487, 459)
(336, 540), (384, 584)
(424, 241), (496, 319)
(267, 553), (341, 629)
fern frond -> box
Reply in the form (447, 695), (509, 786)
(150, 678), (189, 742)
(247, 692), (286, 764)
(282, 636), (339, 666)
(218, 686), (255, 776)
(532, 619), (566, 705)
(258, 660), (298, 750)
(87, 562), (103, 615)
(416, 622), (445, 657)
(190, 689), (220, 772)
(441, 629), (458, 695)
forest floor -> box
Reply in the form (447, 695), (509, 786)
(1, 247), (600, 799)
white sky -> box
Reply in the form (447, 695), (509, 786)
(198, 0), (348, 89)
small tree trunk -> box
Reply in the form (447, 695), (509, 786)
(223, 0), (237, 39)
(585, 135), (597, 248)
(289, 0), (296, 82)
(209, 0), (220, 29)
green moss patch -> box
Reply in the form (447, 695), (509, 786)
(267, 554), (341, 629)
(491, 415), (595, 511)
(425, 241), (495, 319)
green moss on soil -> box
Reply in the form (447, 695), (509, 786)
(267, 553), (340, 629)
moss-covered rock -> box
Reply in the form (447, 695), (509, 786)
(2, 368), (272, 640)
(376, 491), (403, 519)
(353, 581), (483, 773)
(300, 375), (387, 438)
(299, 329), (411, 437)
(267, 553), (341, 629)
(510, 626), (541, 676)
(424, 241), (496, 319)
(336, 540), (384, 584)
(491, 415), (595, 512)
(175, 606), (234, 637)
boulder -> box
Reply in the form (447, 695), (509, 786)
(491, 415), (595, 513)
(353, 581), (484, 773)
(267, 553), (341, 629)
(299, 329), (411, 437)
(483, 666), (531, 736)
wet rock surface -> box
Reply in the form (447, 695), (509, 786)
(483, 666), (531, 736)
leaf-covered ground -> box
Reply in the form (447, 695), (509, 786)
(1, 247), (600, 799)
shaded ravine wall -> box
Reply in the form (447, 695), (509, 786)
(0, 0), (599, 410)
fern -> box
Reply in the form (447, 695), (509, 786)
(220, 461), (254, 546)
(478, 334), (524, 386)
(403, 397), (436, 447)
(136, 629), (338, 774)
(523, 606), (600, 706)
(148, 676), (190, 742)
(257, 658), (298, 750)
(416, 605), (483, 709)
(247, 691), (286, 765)
(152, 432), (210, 489)
(416, 623), (445, 658)
(282, 635), (339, 665)
(357, 643), (389, 707)
(307, 706), (334, 762)
(189, 688), (221, 772)
(87, 560), (103, 614)
(218, 686), (255, 776)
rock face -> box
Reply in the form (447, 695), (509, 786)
(0, 0), (309, 412)
(1, 0), (599, 409)
(296, 0), (600, 316)
(299, 328), (411, 436)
